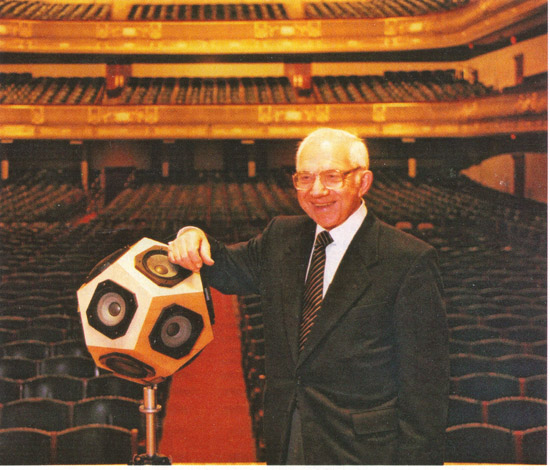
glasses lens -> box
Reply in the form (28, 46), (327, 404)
(293, 173), (314, 189)
(321, 171), (344, 189)
(293, 170), (349, 190)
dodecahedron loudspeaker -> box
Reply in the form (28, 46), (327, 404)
(77, 238), (215, 385)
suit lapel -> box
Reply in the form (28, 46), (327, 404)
(297, 212), (380, 368)
(281, 218), (316, 365)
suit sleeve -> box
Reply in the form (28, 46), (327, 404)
(200, 219), (275, 296)
(393, 248), (450, 465)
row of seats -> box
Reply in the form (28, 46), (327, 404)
(129, 3), (286, 21)
(304, 0), (469, 18)
(0, 169), (86, 222)
(448, 395), (546, 430)
(450, 372), (545, 401)
(0, 74), (104, 105)
(0, 71), (496, 106)
(0, 1), (110, 20)
(449, 338), (545, 358)
(0, 395), (142, 434)
(0, 424), (137, 465)
(0, 0), (467, 21)
(0, 355), (97, 380)
(445, 423), (545, 464)
(0, 371), (144, 403)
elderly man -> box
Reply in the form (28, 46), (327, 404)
(168, 128), (449, 465)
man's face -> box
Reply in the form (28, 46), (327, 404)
(296, 139), (373, 230)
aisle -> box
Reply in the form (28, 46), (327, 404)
(159, 290), (257, 464)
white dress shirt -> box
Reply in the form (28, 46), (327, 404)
(307, 201), (367, 297)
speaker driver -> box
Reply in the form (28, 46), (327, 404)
(135, 247), (192, 287)
(100, 352), (156, 381)
(150, 304), (204, 359)
(145, 252), (180, 279)
(97, 292), (127, 327)
(160, 315), (193, 348)
(87, 280), (137, 340)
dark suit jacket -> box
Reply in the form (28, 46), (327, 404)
(202, 211), (449, 465)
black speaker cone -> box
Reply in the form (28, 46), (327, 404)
(150, 304), (204, 359)
(160, 315), (192, 348)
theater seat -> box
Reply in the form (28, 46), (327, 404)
(524, 375), (546, 400)
(469, 339), (523, 358)
(454, 373), (520, 401)
(445, 423), (515, 463)
(0, 316), (28, 330)
(0, 428), (52, 465)
(450, 353), (493, 378)
(487, 397), (547, 431)
(52, 339), (91, 358)
(447, 395), (483, 427)
(85, 374), (144, 400)
(494, 354), (547, 378)
(22, 375), (85, 402)
(1, 397), (71, 431)
(40, 356), (97, 378)
(2, 340), (50, 360)
(17, 326), (65, 343)
(0, 377), (21, 403)
(73, 396), (143, 436)
(519, 426), (547, 464)
(55, 424), (137, 464)
(0, 357), (37, 380)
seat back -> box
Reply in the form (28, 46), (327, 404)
(519, 426), (547, 464)
(2, 340), (51, 360)
(0, 357), (37, 379)
(454, 373), (520, 401)
(0, 428), (52, 465)
(22, 375), (85, 402)
(73, 396), (143, 436)
(0, 377), (21, 403)
(487, 397), (547, 431)
(86, 374), (144, 400)
(55, 424), (137, 464)
(447, 395), (482, 427)
(40, 355), (97, 378)
(1, 398), (71, 431)
(445, 423), (515, 463)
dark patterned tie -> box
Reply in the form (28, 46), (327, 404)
(298, 230), (333, 352)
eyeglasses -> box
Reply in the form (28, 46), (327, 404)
(292, 168), (361, 191)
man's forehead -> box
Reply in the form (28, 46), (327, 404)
(297, 138), (350, 168)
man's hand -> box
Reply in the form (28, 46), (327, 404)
(167, 227), (215, 273)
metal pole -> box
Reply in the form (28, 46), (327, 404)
(141, 385), (161, 457)
(132, 384), (171, 464)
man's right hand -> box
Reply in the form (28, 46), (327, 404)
(167, 227), (215, 273)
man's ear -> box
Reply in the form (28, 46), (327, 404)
(358, 170), (373, 197)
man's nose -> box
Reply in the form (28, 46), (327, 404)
(310, 174), (329, 195)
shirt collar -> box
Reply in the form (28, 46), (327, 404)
(315, 201), (367, 247)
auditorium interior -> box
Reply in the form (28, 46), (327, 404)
(0, 0), (547, 465)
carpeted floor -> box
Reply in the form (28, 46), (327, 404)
(159, 290), (257, 464)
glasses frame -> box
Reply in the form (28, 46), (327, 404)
(292, 167), (362, 191)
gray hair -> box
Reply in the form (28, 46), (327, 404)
(296, 128), (369, 169)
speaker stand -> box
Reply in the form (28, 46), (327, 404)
(132, 384), (172, 465)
